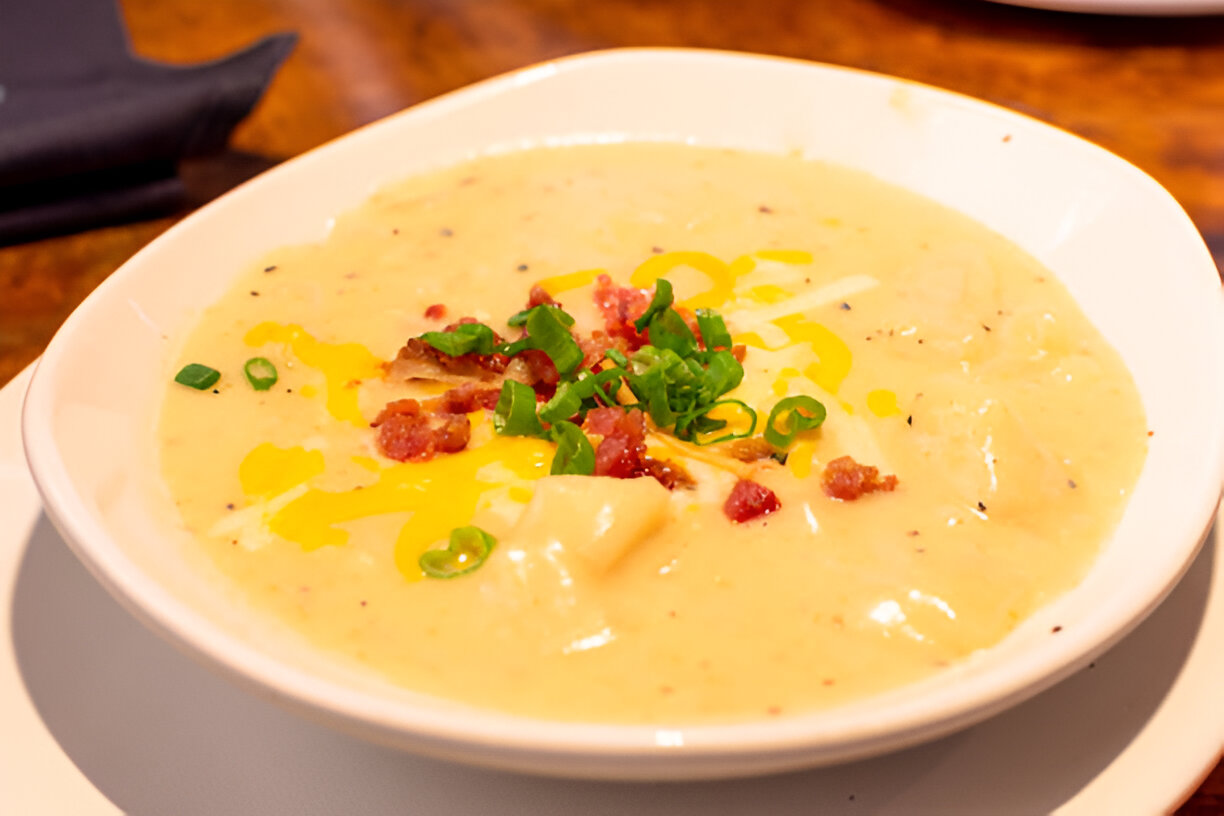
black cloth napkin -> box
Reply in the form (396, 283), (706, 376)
(0, 0), (295, 245)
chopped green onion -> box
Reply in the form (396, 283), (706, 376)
(675, 399), (757, 445)
(695, 308), (733, 350)
(495, 305), (583, 376)
(243, 357), (278, 391)
(525, 305), (582, 375)
(764, 395), (827, 448)
(549, 420), (596, 475)
(605, 348), (629, 367)
(507, 304), (573, 329)
(633, 278), (674, 332)
(174, 363), (220, 390)
(419, 525), (496, 578)
(647, 308), (697, 357)
(493, 380), (546, 438)
(420, 322), (497, 356)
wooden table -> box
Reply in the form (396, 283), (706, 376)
(2, 0), (1220, 810)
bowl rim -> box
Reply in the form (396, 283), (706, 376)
(20, 47), (1224, 778)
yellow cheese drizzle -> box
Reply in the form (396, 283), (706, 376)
(771, 314), (853, 395)
(628, 249), (813, 310)
(239, 443), (325, 498)
(538, 267), (604, 295)
(258, 437), (553, 580)
(244, 322), (384, 426)
(867, 389), (901, 418)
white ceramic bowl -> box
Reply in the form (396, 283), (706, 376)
(21, 49), (1224, 780)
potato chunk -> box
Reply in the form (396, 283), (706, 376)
(511, 474), (671, 575)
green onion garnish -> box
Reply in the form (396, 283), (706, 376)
(494, 305), (583, 376)
(419, 525), (496, 578)
(243, 357), (278, 391)
(633, 278), (674, 332)
(646, 307), (697, 357)
(493, 380), (547, 438)
(174, 363), (221, 390)
(549, 420), (596, 475)
(695, 308), (733, 350)
(420, 322), (497, 356)
(764, 395), (827, 448)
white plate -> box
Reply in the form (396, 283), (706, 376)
(19, 49), (1224, 778)
(3, 363), (1221, 812)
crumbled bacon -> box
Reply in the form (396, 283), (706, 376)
(526, 284), (559, 309)
(579, 407), (691, 490)
(821, 455), (898, 500)
(578, 330), (631, 370)
(390, 316), (508, 383)
(593, 274), (650, 348)
(424, 303), (447, 320)
(371, 399), (471, 462)
(585, 407), (648, 478)
(723, 479), (781, 522)
(422, 382), (502, 414)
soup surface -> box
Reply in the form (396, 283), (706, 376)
(159, 143), (1147, 723)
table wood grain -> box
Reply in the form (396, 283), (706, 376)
(2, 0), (1220, 810)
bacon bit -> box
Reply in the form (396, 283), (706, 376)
(724, 437), (776, 463)
(424, 303), (447, 320)
(371, 397), (472, 461)
(593, 274), (650, 348)
(526, 284), (559, 309)
(375, 409), (470, 461)
(580, 407), (693, 490)
(578, 330), (631, 370)
(422, 382), (501, 413)
(391, 317), (508, 382)
(586, 406), (648, 478)
(821, 455), (898, 501)
(371, 398), (422, 425)
(724, 479), (781, 522)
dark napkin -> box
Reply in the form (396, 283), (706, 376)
(0, 0), (295, 245)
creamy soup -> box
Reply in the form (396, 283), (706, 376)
(159, 143), (1146, 723)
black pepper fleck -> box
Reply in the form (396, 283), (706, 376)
(516, 263), (529, 272)
(225, 503), (235, 511)
(286, 388), (293, 393)
(250, 290), (260, 296)
(440, 228), (454, 237)
(840, 302), (851, 311)
(1052, 625), (1063, 633)
(977, 501), (987, 512)
(758, 205), (773, 214)
(212, 389), (219, 394)
(1068, 479), (1078, 489)
(906, 415), (913, 426)
(263, 265), (277, 273)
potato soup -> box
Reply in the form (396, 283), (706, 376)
(158, 143), (1147, 723)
